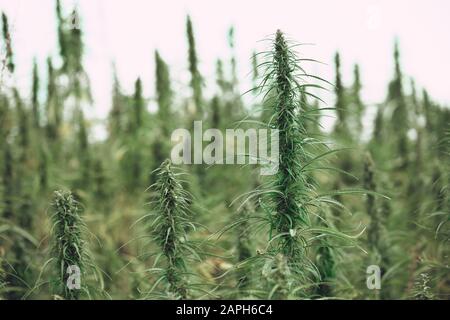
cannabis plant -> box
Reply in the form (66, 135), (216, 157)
(235, 202), (254, 293)
(333, 52), (348, 137)
(237, 30), (357, 297)
(155, 50), (173, 136)
(31, 59), (40, 128)
(1, 12), (14, 74)
(77, 109), (90, 188)
(151, 51), (174, 184)
(2, 142), (14, 220)
(387, 42), (409, 165)
(350, 64), (364, 137)
(49, 190), (92, 299)
(267, 31), (311, 265)
(186, 15), (203, 116)
(144, 160), (197, 299)
(364, 153), (380, 252)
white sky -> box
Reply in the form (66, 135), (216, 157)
(1, 0), (449, 125)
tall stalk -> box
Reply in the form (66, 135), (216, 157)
(0, 95), (10, 148)
(151, 51), (173, 185)
(155, 50), (173, 137)
(363, 152), (391, 299)
(235, 202), (253, 293)
(364, 153), (380, 250)
(38, 145), (49, 190)
(210, 95), (221, 128)
(31, 59), (40, 128)
(246, 30), (361, 298)
(77, 109), (90, 188)
(13, 89), (30, 162)
(50, 190), (88, 299)
(333, 52), (348, 136)
(124, 78), (145, 190)
(1, 13), (14, 74)
(372, 105), (384, 144)
(108, 69), (125, 139)
(269, 31), (310, 264)
(147, 160), (194, 299)
(186, 15), (203, 115)
(249, 31), (329, 294)
(351, 64), (364, 136)
(251, 51), (259, 94)
(388, 42), (408, 164)
(2, 142), (13, 220)
(45, 57), (60, 141)
(132, 78), (144, 130)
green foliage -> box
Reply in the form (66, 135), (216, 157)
(145, 160), (196, 299)
(235, 202), (254, 292)
(155, 50), (173, 135)
(334, 52), (348, 136)
(13, 89), (30, 161)
(267, 31), (313, 264)
(108, 69), (126, 138)
(49, 190), (99, 299)
(132, 78), (144, 130)
(0, 4), (448, 301)
(0, 255), (5, 298)
(186, 15), (203, 115)
(31, 60), (40, 128)
(388, 42), (409, 161)
(364, 153), (379, 251)
(1, 12), (14, 73)
(45, 57), (61, 141)
(350, 64), (364, 136)
(240, 31), (363, 299)
(77, 110), (90, 188)
(1, 142), (14, 220)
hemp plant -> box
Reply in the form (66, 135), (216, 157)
(31, 59), (40, 128)
(186, 16), (203, 116)
(49, 190), (99, 299)
(155, 50), (173, 136)
(150, 51), (174, 185)
(363, 152), (382, 298)
(238, 30), (362, 297)
(1, 12), (14, 74)
(387, 41), (408, 165)
(143, 160), (198, 299)
(350, 64), (364, 137)
(261, 31), (319, 268)
(234, 202), (254, 293)
(45, 57), (61, 142)
(1, 142), (14, 220)
(364, 153), (380, 252)
(77, 109), (90, 188)
(333, 52), (348, 137)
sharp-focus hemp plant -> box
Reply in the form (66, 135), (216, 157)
(236, 30), (363, 298)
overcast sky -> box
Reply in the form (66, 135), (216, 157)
(1, 0), (449, 124)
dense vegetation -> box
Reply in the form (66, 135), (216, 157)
(0, 1), (448, 300)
